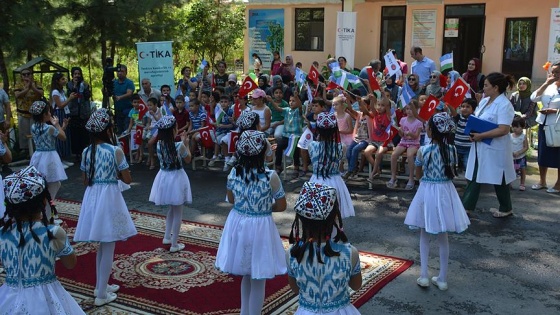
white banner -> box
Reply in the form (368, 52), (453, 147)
(548, 8), (560, 64)
(335, 12), (357, 70)
(136, 41), (175, 95)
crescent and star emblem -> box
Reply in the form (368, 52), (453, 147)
(454, 86), (465, 97)
(428, 100), (438, 111)
(244, 81), (253, 89)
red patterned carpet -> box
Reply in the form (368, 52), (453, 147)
(3, 199), (413, 314)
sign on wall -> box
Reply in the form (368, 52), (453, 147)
(548, 8), (560, 63)
(248, 9), (285, 72)
(335, 12), (357, 70)
(136, 41), (175, 95)
(412, 10), (437, 48)
(444, 18), (459, 38)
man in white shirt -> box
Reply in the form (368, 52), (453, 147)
(410, 46), (436, 89)
(138, 78), (161, 104)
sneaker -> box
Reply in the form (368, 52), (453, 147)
(416, 277), (430, 288)
(227, 156), (237, 166)
(223, 164), (231, 172)
(62, 160), (74, 167)
(94, 284), (120, 297)
(170, 243), (185, 253)
(162, 238), (171, 245)
(208, 156), (218, 166)
(94, 292), (118, 306)
(431, 276), (448, 291)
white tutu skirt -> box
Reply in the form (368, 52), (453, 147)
(215, 210), (287, 279)
(295, 304), (361, 315)
(309, 174), (355, 218)
(73, 184), (137, 242)
(405, 181), (470, 234)
(30, 151), (67, 183)
(0, 281), (85, 315)
(149, 169), (192, 205)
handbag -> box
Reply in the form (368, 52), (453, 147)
(543, 110), (560, 147)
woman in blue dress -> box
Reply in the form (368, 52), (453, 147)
(73, 109), (137, 306)
(0, 166), (84, 314)
(287, 181), (362, 314)
(215, 130), (287, 314)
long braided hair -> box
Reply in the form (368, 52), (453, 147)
(1, 189), (56, 247)
(157, 123), (181, 170)
(288, 201), (347, 264)
(427, 116), (457, 179)
(315, 125), (341, 179)
(234, 145), (268, 184)
(86, 117), (116, 187)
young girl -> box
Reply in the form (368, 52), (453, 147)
(333, 95), (354, 172)
(404, 113), (470, 291)
(149, 116), (192, 252)
(360, 95), (392, 182)
(287, 181), (362, 314)
(0, 166), (84, 314)
(73, 108), (137, 306)
(50, 72), (76, 164)
(144, 97), (163, 170)
(511, 116), (529, 191)
(29, 100), (68, 223)
(299, 98), (327, 177)
(215, 130), (287, 314)
(387, 100), (423, 190)
(308, 112), (355, 218)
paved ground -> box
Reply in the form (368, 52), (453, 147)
(43, 155), (560, 315)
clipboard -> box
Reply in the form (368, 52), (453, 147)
(464, 115), (498, 145)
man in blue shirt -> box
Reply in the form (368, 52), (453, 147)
(410, 46), (435, 89)
(112, 65), (135, 134)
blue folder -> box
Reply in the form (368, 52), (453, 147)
(463, 115), (498, 145)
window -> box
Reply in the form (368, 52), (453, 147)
(294, 8), (324, 51)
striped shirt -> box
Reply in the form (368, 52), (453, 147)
(454, 114), (472, 150)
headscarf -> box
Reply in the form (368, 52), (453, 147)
(425, 70), (442, 97)
(516, 77), (532, 99)
(462, 58), (481, 90)
(385, 74), (396, 89)
(446, 71), (460, 90)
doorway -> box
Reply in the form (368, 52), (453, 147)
(442, 4), (485, 75)
(380, 6), (406, 67)
(502, 18), (537, 80)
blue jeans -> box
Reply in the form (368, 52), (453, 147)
(346, 140), (369, 172)
(115, 108), (131, 134)
(456, 146), (470, 170)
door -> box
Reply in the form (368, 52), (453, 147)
(442, 4), (485, 75)
(380, 6), (406, 68)
(502, 18), (537, 80)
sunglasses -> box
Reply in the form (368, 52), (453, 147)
(430, 75), (438, 79)
(408, 77), (416, 81)
(21, 72), (32, 76)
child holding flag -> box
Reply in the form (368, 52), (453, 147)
(271, 93), (304, 175)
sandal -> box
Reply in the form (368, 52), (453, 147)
(386, 179), (397, 189)
(405, 181), (415, 190)
(531, 183), (545, 190)
(519, 185), (526, 191)
(491, 210), (513, 218)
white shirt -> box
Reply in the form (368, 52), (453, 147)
(531, 83), (560, 126)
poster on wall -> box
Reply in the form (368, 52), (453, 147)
(444, 18), (459, 38)
(548, 8), (560, 64)
(412, 10), (437, 48)
(248, 9), (284, 73)
(136, 41), (175, 95)
(335, 12), (357, 70)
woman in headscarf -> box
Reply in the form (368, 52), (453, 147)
(66, 67), (92, 162)
(510, 77), (538, 129)
(267, 75), (291, 102)
(445, 70), (461, 95)
(279, 55), (296, 85)
(425, 70), (443, 98)
(258, 75), (270, 92)
(462, 58), (485, 93)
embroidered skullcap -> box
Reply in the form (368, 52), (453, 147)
(237, 111), (258, 130)
(3, 166), (46, 205)
(236, 130), (266, 156)
(29, 101), (47, 115)
(294, 182), (337, 221)
(86, 108), (111, 133)
(251, 88), (266, 99)
(154, 115), (176, 130)
(317, 112), (337, 129)
(432, 112), (456, 134)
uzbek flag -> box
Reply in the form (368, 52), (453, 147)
(198, 59), (208, 74)
(440, 53), (453, 72)
(284, 134), (300, 157)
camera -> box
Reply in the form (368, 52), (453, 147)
(102, 57), (123, 97)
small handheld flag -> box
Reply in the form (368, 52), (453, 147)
(308, 65), (320, 86)
(284, 134), (300, 157)
(366, 68), (381, 92)
(198, 59), (208, 74)
(399, 83), (416, 107)
(442, 77), (469, 109)
(384, 52), (400, 77)
(418, 94), (440, 121)
(238, 76), (258, 97)
(440, 53), (453, 72)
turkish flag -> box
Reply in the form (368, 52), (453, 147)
(137, 99), (148, 119)
(326, 81), (342, 91)
(366, 67), (381, 92)
(118, 134), (129, 155)
(233, 98), (241, 120)
(134, 126), (144, 145)
(308, 65), (320, 86)
(382, 125), (400, 147)
(238, 76), (258, 97)
(228, 131), (239, 153)
(199, 126), (215, 149)
(418, 94), (440, 121)
(439, 74), (447, 88)
(442, 77), (469, 109)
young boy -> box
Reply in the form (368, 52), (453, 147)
(449, 98), (477, 174)
(269, 92), (303, 177)
(160, 84), (175, 115)
(187, 98), (208, 155)
(173, 95), (190, 141)
(267, 86), (288, 141)
(209, 96), (234, 166)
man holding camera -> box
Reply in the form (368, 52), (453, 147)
(112, 65), (135, 134)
